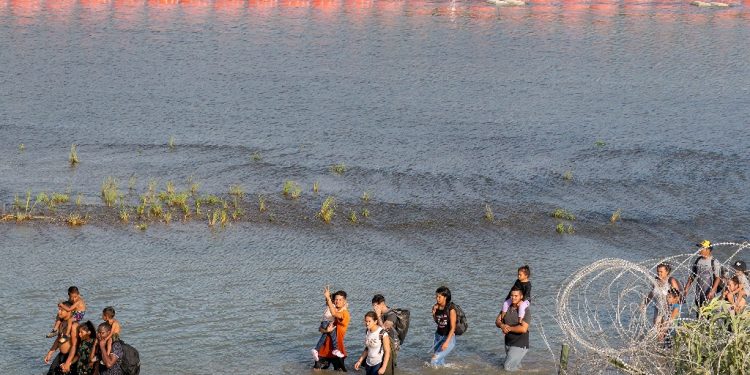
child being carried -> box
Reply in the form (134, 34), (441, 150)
(500, 265), (531, 322)
(311, 302), (346, 361)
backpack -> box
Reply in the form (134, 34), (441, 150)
(118, 340), (141, 375)
(378, 330), (397, 373)
(384, 308), (410, 347)
(451, 303), (468, 335)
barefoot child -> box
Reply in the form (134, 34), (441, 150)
(499, 265), (531, 323)
(311, 288), (346, 361)
(47, 286), (87, 339)
(98, 306), (122, 360)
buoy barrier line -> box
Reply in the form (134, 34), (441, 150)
(551, 242), (750, 374)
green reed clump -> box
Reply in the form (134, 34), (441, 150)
(50, 193), (70, 205)
(313, 181), (319, 193)
(551, 208), (576, 221)
(149, 203), (163, 218)
(484, 204), (494, 222)
(18, 143), (25, 152)
(330, 163), (346, 175)
(65, 213), (85, 226)
(317, 196), (335, 224)
(361, 208), (370, 218)
(101, 177), (119, 207)
(563, 170), (573, 181)
(36, 192), (50, 205)
(69, 144), (79, 166)
(252, 151), (262, 162)
(135, 223), (147, 231)
(163, 211), (172, 224)
(128, 176), (137, 190)
(199, 195), (222, 205)
(282, 180), (301, 199)
(119, 208), (130, 223)
(348, 210), (358, 224)
(165, 180), (175, 195)
(258, 195), (267, 212)
(673, 298), (750, 374)
(555, 223), (575, 234)
(168, 136), (175, 150)
(595, 140), (606, 147)
(75, 194), (83, 207)
(229, 185), (245, 199)
(361, 191), (371, 202)
(610, 208), (622, 224)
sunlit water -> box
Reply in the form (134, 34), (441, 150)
(1, 0), (749, 373)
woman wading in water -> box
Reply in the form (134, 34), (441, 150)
(430, 286), (457, 367)
(354, 311), (392, 375)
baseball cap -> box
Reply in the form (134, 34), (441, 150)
(733, 260), (746, 273)
(696, 240), (713, 250)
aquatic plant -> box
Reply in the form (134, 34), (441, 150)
(150, 203), (163, 217)
(147, 179), (158, 195)
(556, 223), (575, 234)
(136, 202), (146, 218)
(18, 143), (25, 152)
(36, 192), (50, 205)
(208, 210), (227, 227)
(232, 208), (243, 220)
(317, 196), (335, 224)
(484, 203), (494, 222)
(166, 180), (175, 195)
(194, 200), (201, 216)
(563, 170), (573, 181)
(229, 185), (245, 199)
(69, 144), (79, 166)
(163, 211), (172, 224)
(361, 208), (370, 218)
(551, 208), (576, 221)
(187, 176), (200, 196)
(101, 177), (119, 207)
(128, 176), (137, 190)
(119, 208), (130, 223)
(252, 151), (262, 162)
(50, 193), (70, 205)
(65, 213), (85, 226)
(135, 223), (147, 231)
(75, 194), (83, 207)
(313, 181), (319, 193)
(361, 191), (371, 202)
(168, 136), (175, 150)
(282, 180), (301, 199)
(199, 195), (222, 205)
(258, 195), (267, 212)
(330, 163), (346, 175)
(348, 210), (358, 223)
(610, 209), (622, 224)
(595, 140), (606, 147)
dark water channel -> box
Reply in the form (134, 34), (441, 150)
(1, 0), (749, 373)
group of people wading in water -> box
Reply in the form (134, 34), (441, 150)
(43, 286), (131, 375)
(644, 240), (750, 347)
(311, 265), (533, 373)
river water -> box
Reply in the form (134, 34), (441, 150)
(1, 0), (749, 374)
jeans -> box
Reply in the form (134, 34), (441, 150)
(364, 362), (382, 375)
(430, 333), (456, 366)
(503, 345), (528, 371)
(315, 321), (338, 351)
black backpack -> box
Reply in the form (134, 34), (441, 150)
(385, 308), (410, 346)
(118, 340), (141, 375)
(451, 303), (468, 335)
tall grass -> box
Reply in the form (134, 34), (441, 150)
(317, 196), (335, 224)
(69, 144), (79, 166)
(674, 298), (750, 374)
(282, 180), (301, 199)
(101, 177), (119, 207)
